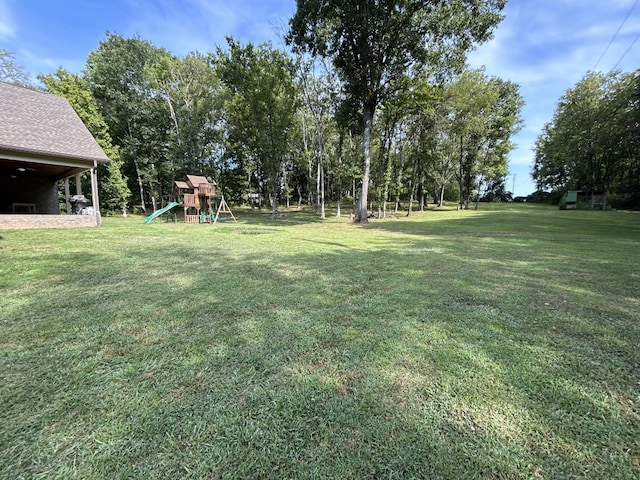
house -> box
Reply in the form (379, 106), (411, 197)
(0, 81), (110, 229)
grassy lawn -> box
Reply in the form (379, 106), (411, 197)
(1, 203), (639, 479)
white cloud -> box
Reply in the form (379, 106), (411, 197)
(16, 48), (85, 76)
(121, 0), (294, 55)
(468, 0), (640, 195)
(0, 0), (16, 40)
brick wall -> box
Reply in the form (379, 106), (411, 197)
(0, 214), (99, 230)
(0, 176), (59, 214)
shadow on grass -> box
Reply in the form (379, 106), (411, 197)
(1, 212), (639, 478)
(366, 205), (640, 241)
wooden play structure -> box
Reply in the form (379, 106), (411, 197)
(143, 174), (236, 224)
(175, 175), (217, 223)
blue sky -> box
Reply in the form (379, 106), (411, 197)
(2, 0), (639, 196)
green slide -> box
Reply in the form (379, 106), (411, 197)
(143, 201), (180, 224)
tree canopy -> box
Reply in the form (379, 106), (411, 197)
(0, 49), (31, 86)
(287, 0), (507, 221)
(533, 70), (640, 207)
(217, 39), (299, 216)
(39, 68), (131, 214)
(22, 9), (536, 218)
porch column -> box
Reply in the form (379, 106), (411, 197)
(90, 161), (101, 226)
(64, 178), (71, 215)
(75, 173), (82, 196)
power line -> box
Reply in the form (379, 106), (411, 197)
(593, 0), (639, 71)
(611, 30), (640, 70)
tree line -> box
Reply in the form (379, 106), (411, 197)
(5, 1), (527, 219)
(533, 70), (640, 208)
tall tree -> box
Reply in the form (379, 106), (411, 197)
(39, 68), (131, 214)
(476, 76), (523, 208)
(85, 33), (171, 212)
(150, 52), (224, 184)
(446, 69), (522, 208)
(427, 85), (459, 207)
(533, 70), (640, 207)
(0, 49), (31, 86)
(296, 60), (340, 218)
(217, 39), (299, 216)
(288, 0), (507, 222)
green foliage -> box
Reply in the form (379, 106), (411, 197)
(294, 59), (345, 216)
(0, 48), (31, 86)
(39, 68), (131, 214)
(533, 70), (640, 207)
(85, 33), (172, 209)
(100, 158), (132, 214)
(150, 52), (225, 181)
(526, 189), (562, 204)
(288, 0), (508, 222)
(217, 39), (299, 215)
(445, 69), (523, 207)
(19, 21), (525, 218)
(480, 177), (513, 202)
(288, 0), (506, 107)
(368, 69), (523, 211)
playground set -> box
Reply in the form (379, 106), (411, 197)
(143, 174), (236, 224)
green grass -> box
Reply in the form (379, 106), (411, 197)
(1, 203), (639, 479)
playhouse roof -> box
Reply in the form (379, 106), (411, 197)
(186, 175), (215, 188)
(0, 82), (109, 164)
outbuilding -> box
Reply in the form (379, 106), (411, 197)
(559, 190), (608, 210)
(0, 81), (109, 229)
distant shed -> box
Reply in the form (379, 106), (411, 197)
(559, 190), (608, 210)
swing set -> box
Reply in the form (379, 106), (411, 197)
(143, 174), (237, 224)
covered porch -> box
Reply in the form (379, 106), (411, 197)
(0, 81), (110, 230)
(0, 154), (102, 230)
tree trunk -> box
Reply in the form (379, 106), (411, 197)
(164, 93), (180, 192)
(133, 158), (146, 213)
(407, 189), (414, 216)
(271, 180), (278, 217)
(407, 156), (418, 217)
(355, 105), (374, 223)
(283, 165), (291, 209)
(382, 141), (395, 219)
(313, 112), (325, 218)
(316, 156), (320, 213)
(320, 159), (325, 219)
(474, 174), (484, 211)
(336, 132), (343, 218)
(458, 135), (465, 210)
(352, 179), (356, 210)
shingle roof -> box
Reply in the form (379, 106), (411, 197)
(186, 175), (209, 187)
(186, 175), (215, 187)
(0, 81), (109, 163)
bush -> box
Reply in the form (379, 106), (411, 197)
(527, 190), (562, 204)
